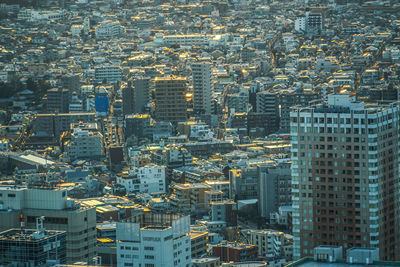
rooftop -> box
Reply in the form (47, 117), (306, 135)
(213, 241), (256, 250)
(285, 258), (400, 267)
(0, 228), (65, 242)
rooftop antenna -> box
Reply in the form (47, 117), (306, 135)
(32, 216), (46, 239)
(19, 212), (25, 236)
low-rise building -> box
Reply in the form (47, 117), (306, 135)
(212, 242), (258, 262)
(95, 20), (124, 39)
(248, 229), (290, 260)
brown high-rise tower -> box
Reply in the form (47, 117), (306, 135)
(290, 94), (400, 261)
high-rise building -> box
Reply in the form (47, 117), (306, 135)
(192, 61), (213, 115)
(229, 167), (258, 201)
(46, 88), (70, 113)
(279, 89), (319, 132)
(116, 213), (191, 267)
(258, 162), (292, 220)
(62, 74), (81, 92)
(0, 187), (97, 264)
(290, 94), (400, 261)
(154, 76), (188, 124)
(124, 114), (153, 142)
(122, 77), (150, 115)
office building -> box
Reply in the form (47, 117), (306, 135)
(0, 222), (67, 265)
(46, 88), (70, 113)
(192, 61), (213, 115)
(62, 74), (81, 92)
(209, 200), (238, 227)
(258, 162), (291, 220)
(290, 94), (400, 260)
(122, 77), (150, 115)
(279, 89), (319, 133)
(229, 167), (258, 201)
(154, 76), (188, 124)
(32, 113), (96, 138)
(116, 213), (191, 267)
(0, 187), (96, 264)
(124, 114), (153, 142)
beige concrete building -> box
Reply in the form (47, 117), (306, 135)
(0, 187), (96, 264)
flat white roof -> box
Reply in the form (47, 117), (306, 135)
(19, 154), (55, 166)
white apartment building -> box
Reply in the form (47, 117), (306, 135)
(159, 34), (213, 46)
(116, 165), (166, 194)
(294, 12), (323, 35)
(18, 9), (65, 22)
(95, 65), (122, 83)
(116, 214), (191, 267)
(95, 20), (124, 39)
(290, 94), (400, 260)
(248, 229), (287, 259)
(65, 123), (104, 161)
(190, 124), (214, 141)
(294, 16), (306, 33)
(192, 62), (213, 115)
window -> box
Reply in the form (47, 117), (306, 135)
(144, 246), (154, 251)
(145, 255), (155, 259)
(8, 194), (15, 198)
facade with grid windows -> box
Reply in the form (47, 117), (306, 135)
(116, 213), (191, 267)
(154, 76), (188, 124)
(290, 94), (400, 261)
(0, 228), (66, 265)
